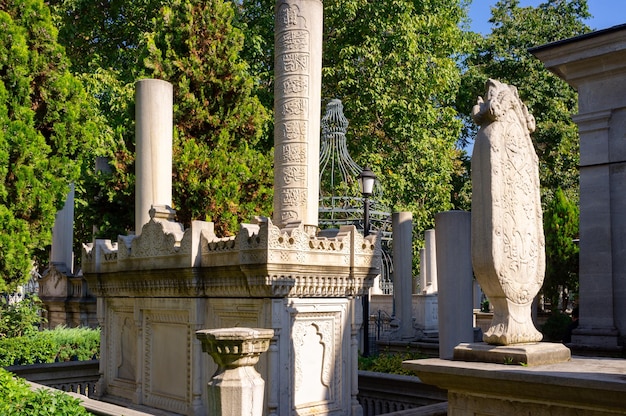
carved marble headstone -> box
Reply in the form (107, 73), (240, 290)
(470, 79), (544, 345)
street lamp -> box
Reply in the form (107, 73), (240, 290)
(358, 166), (377, 356)
(358, 166), (377, 237)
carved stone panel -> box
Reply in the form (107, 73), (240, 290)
(104, 299), (137, 401)
(143, 309), (191, 414)
(290, 299), (349, 416)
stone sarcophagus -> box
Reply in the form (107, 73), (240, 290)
(82, 206), (380, 416)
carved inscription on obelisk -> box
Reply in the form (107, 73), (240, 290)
(471, 79), (545, 345)
(273, 0), (322, 232)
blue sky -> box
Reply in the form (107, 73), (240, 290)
(468, 0), (626, 34)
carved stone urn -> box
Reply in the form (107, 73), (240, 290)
(471, 79), (545, 345)
(196, 328), (274, 416)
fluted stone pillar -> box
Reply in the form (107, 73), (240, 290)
(196, 328), (274, 416)
(436, 211), (473, 359)
(273, 0), (323, 233)
(135, 79), (173, 235)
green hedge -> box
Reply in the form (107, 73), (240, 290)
(0, 368), (92, 415)
(0, 326), (100, 366)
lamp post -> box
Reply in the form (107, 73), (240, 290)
(358, 166), (377, 357)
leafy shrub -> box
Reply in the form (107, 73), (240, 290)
(0, 368), (92, 415)
(541, 311), (573, 342)
(0, 326), (100, 366)
(0, 295), (44, 338)
(359, 349), (427, 375)
(43, 326), (101, 362)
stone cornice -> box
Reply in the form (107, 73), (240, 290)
(531, 26), (626, 87)
(82, 213), (380, 298)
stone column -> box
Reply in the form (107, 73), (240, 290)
(393, 212), (414, 339)
(50, 184), (75, 273)
(571, 111), (618, 347)
(424, 229), (438, 294)
(273, 0), (323, 233)
(531, 32), (626, 352)
(135, 79), (173, 235)
(435, 211), (473, 359)
(419, 249), (426, 293)
(196, 328), (274, 416)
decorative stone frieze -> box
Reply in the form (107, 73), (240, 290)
(83, 211), (380, 299)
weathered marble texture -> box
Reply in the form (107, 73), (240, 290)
(471, 79), (545, 345)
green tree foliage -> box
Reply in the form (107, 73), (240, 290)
(52, 0), (273, 238)
(142, 0), (273, 234)
(72, 70), (136, 246)
(458, 0), (590, 203)
(323, 0), (469, 230)
(232, 0), (275, 110)
(50, 0), (164, 80)
(236, 0), (470, 232)
(0, 0), (104, 289)
(50, 0), (159, 241)
(543, 188), (579, 310)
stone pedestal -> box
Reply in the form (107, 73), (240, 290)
(39, 265), (97, 329)
(196, 328), (273, 416)
(453, 342), (571, 366)
(413, 294), (438, 334)
(403, 357), (626, 415)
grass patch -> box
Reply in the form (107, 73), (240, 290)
(358, 349), (427, 375)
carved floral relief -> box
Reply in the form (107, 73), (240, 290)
(471, 79), (545, 345)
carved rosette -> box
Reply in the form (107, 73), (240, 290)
(471, 79), (545, 345)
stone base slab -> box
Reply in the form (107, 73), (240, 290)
(403, 357), (626, 415)
(453, 342), (571, 366)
